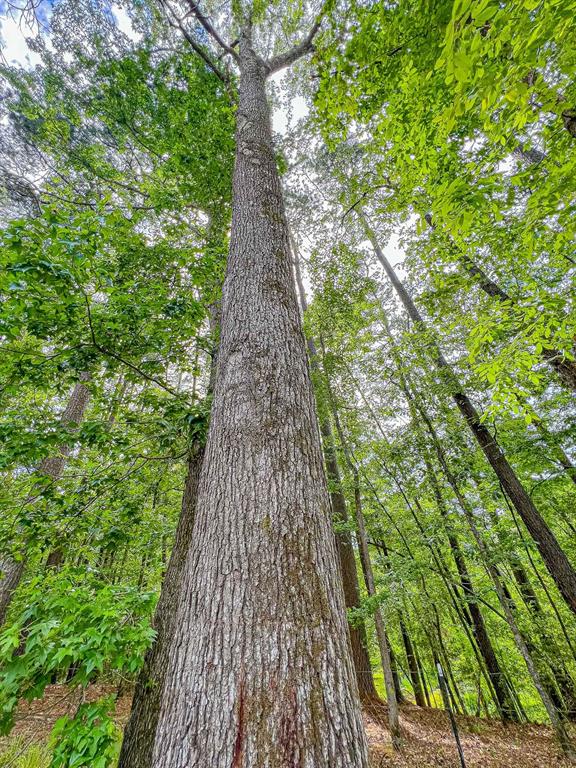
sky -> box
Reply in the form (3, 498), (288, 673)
(0, 4), (43, 66)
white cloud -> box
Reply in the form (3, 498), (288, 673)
(0, 13), (41, 67)
(111, 4), (141, 41)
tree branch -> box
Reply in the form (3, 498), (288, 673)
(183, 0), (239, 61)
(266, 15), (323, 74)
(158, 0), (230, 85)
(80, 286), (181, 398)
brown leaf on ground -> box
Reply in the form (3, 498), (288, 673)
(3, 686), (574, 767)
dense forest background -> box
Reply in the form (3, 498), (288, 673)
(0, 0), (575, 766)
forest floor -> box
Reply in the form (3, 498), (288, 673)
(2, 684), (574, 767)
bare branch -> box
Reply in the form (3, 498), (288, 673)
(158, 0), (231, 85)
(183, 0), (239, 61)
(266, 15), (323, 75)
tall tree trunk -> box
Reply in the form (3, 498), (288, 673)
(0, 374), (91, 626)
(389, 642), (406, 704)
(149, 39), (368, 768)
(118, 446), (204, 768)
(415, 643), (432, 707)
(352, 477), (402, 749)
(322, 422), (382, 703)
(361, 214), (576, 617)
(121, 231), (224, 768)
(374, 535), (424, 709)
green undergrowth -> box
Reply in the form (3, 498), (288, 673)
(0, 739), (50, 768)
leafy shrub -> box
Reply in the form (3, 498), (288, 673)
(49, 698), (120, 768)
(0, 568), (155, 735)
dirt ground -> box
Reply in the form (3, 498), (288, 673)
(4, 685), (574, 767)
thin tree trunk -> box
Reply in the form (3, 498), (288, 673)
(361, 213), (576, 617)
(385, 330), (518, 721)
(411, 389), (576, 758)
(149, 37), (368, 768)
(424, 213), (576, 392)
(400, 617), (426, 707)
(45, 375), (130, 573)
(416, 645), (432, 707)
(352, 478), (402, 748)
(430, 469), (517, 720)
(465, 511), (576, 759)
(375, 536), (426, 710)
(389, 641), (406, 704)
(323, 369), (401, 747)
(118, 446), (205, 768)
(322, 422), (383, 702)
(121, 236), (223, 768)
(350, 369), (518, 720)
(0, 374), (91, 626)
(292, 231), (381, 703)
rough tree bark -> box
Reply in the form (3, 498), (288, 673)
(361, 213), (576, 617)
(0, 374), (91, 626)
(147, 33), (369, 768)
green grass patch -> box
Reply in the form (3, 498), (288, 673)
(0, 739), (50, 768)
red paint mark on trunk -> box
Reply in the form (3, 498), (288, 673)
(231, 679), (245, 768)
